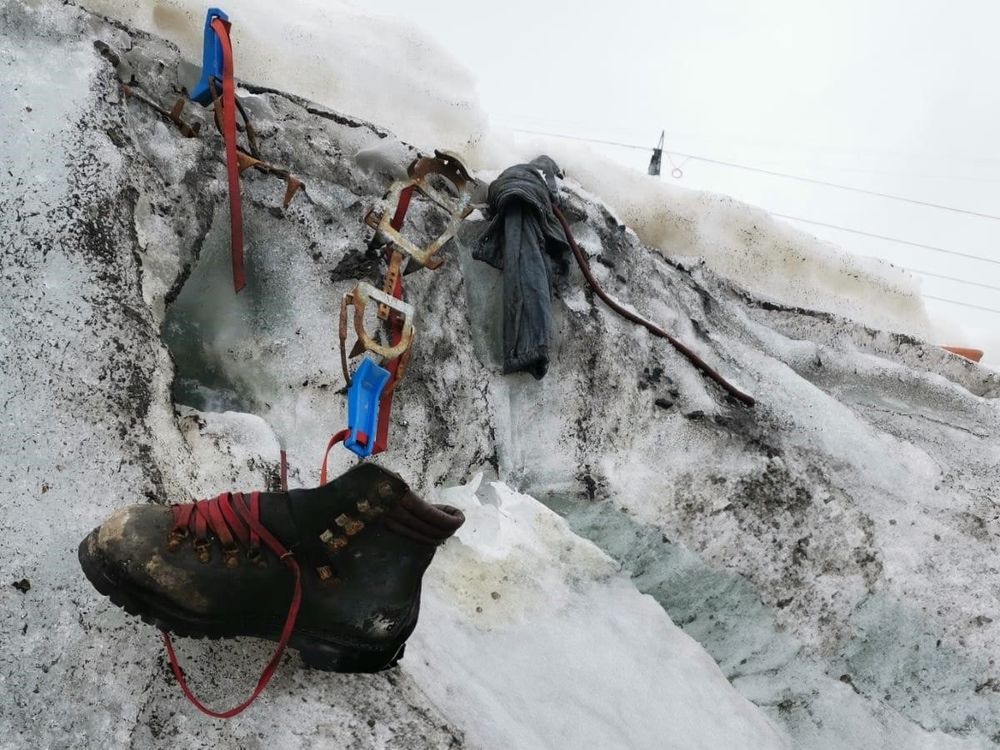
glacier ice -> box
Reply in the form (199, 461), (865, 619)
(2, 1), (999, 748)
(412, 475), (788, 750)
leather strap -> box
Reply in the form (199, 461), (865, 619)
(320, 429), (351, 485)
(372, 191), (414, 453)
(210, 17), (246, 293)
(552, 205), (755, 406)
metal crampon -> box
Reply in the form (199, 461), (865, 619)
(338, 281), (415, 388)
(330, 151), (477, 459)
(364, 150), (477, 271)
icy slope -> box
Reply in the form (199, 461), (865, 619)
(3, 2), (1000, 749)
(0, 3), (786, 748)
(406, 476), (785, 749)
(176, 414), (789, 750)
(78, 0), (935, 342)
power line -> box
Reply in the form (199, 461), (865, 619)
(502, 118), (1000, 173)
(510, 128), (1000, 221)
(904, 267), (1000, 293)
(923, 295), (1000, 315)
(773, 213), (1000, 267)
(794, 163), (1000, 184)
(508, 127), (1000, 316)
(511, 128), (649, 152)
(677, 157), (1000, 221)
(760, 215), (1000, 308)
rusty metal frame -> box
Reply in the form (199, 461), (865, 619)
(121, 80), (304, 208)
(122, 84), (202, 138)
(236, 151), (304, 208)
(338, 282), (415, 385)
(377, 249), (404, 320)
(364, 151), (476, 271)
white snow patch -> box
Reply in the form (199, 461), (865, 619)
(76, 0), (486, 152)
(408, 475), (790, 750)
(176, 407), (281, 497)
(1, 9), (96, 205)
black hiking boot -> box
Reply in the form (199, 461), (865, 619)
(78, 464), (464, 673)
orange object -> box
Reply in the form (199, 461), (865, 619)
(942, 346), (984, 363)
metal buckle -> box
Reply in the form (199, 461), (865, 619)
(192, 538), (212, 563)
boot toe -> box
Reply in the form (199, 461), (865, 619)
(79, 504), (177, 597)
(95, 503), (170, 558)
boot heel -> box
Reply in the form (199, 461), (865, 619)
(295, 637), (406, 673)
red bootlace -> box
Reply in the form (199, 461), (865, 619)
(163, 491), (302, 718)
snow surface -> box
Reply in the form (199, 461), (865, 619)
(413, 475), (787, 750)
(4, 2), (1000, 749)
(78, 0), (940, 345)
(78, 0), (486, 156)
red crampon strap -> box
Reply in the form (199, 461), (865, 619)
(210, 17), (246, 293)
(320, 428), (351, 485)
(390, 185), (414, 229)
(372, 190), (414, 454)
(162, 491), (302, 718)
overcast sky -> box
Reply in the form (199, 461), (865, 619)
(366, 0), (999, 352)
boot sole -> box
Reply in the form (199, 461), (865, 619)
(78, 531), (406, 673)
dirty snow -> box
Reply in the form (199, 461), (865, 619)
(77, 0), (487, 154)
(4, 2), (1000, 749)
(79, 0), (937, 342)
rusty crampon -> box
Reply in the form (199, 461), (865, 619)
(364, 150), (476, 271)
(208, 78), (304, 208)
(120, 79), (304, 209)
(329, 151), (477, 458)
(121, 84), (202, 138)
(339, 150), (477, 388)
(338, 281), (415, 389)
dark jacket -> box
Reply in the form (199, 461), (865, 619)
(474, 156), (568, 379)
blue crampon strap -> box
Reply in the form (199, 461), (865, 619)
(189, 8), (230, 105)
(344, 358), (391, 458)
